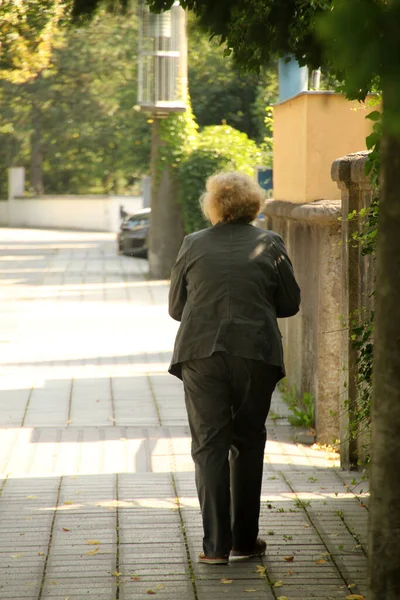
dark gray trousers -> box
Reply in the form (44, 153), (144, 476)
(181, 353), (279, 558)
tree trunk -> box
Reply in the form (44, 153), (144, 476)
(148, 118), (185, 279)
(369, 90), (400, 598)
(31, 109), (44, 196)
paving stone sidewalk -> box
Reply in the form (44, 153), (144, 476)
(0, 229), (369, 600)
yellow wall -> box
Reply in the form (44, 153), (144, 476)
(273, 92), (377, 203)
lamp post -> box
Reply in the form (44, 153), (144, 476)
(138, 1), (188, 278)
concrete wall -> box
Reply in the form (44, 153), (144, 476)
(263, 199), (342, 444)
(263, 152), (375, 460)
(264, 88), (377, 458)
(332, 151), (374, 468)
(2, 169), (143, 232)
(273, 92), (377, 203)
(6, 195), (143, 232)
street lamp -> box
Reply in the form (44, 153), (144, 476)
(138, 1), (187, 117)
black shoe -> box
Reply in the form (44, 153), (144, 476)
(230, 538), (267, 559)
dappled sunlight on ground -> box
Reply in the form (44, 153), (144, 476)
(0, 229), (368, 600)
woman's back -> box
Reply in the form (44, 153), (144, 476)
(184, 222), (279, 322)
(168, 221), (300, 380)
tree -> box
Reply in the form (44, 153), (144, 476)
(0, 9), (151, 196)
(318, 3), (400, 598)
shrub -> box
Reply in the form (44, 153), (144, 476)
(178, 125), (265, 233)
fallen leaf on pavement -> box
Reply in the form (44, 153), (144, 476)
(348, 584), (356, 589)
(62, 528), (71, 532)
(26, 495), (37, 500)
(315, 559), (328, 565)
(244, 590), (257, 593)
(11, 554), (22, 558)
(146, 591), (156, 595)
(154, 584), (165, 590)
(63, 501), (73, 505)
(345, 596), (365, 600)
(277, 597), (289, 600)
(256, 565), (267, 577)
(85, 548), (99, 556)
(38, 552), (45, 556)
(274, 581), (283, 587)
(283, 556), (294, 562)
(112, 571), (122, 577)
(221, 579), (233, 584)
(86, 540), (101, 545)
(131, 576), (141, 581)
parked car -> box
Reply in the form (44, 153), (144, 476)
(117, 208), (151, 258)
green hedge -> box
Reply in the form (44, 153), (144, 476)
(178, 125), (265, 234)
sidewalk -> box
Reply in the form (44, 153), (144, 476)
(0, 229), (368, 600)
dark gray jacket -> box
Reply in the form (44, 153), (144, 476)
(168, 221), (300, 380)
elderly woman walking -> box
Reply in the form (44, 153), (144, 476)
(168, 172), (300, 565)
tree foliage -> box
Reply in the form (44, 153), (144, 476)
(187, 15), (277, 144)
(3, 0), (397, 115)
(0, 9), (151, 196)
(346, 109), (381, 453)
(317, 0), (400, 117)
(70, 0), (130, 21)
(0, 0), (69, 83)
(146, 0), (330, 71)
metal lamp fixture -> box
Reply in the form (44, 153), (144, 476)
(138, 1), (187, 116)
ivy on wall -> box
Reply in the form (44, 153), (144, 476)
(155, 102), (199, 186)
(347, 108), (381, 460)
